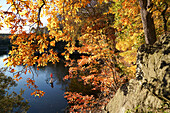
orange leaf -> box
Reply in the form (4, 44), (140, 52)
(11, 69), (15, 73)
(3, 58), (8, 62)
(19, 77), (23, 80)
(28, 70), (31, 74)
(25, 69), (27, 74)
(50, 40), (55, 46)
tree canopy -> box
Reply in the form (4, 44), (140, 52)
(0, 0), (169, 112)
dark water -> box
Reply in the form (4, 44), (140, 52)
(0, 55), (68, 113)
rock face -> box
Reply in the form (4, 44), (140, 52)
(105, 34), (170, 113)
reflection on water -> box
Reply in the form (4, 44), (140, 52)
(0, 55), (68, 113)
(0, 71), (30, 112)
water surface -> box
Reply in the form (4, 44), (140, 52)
(0, 55), (68, 113)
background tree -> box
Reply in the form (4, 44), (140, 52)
(0, 68), (30, 112)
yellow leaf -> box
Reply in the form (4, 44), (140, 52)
(50, 40), (55, 46)
(35, 94), (40, 97)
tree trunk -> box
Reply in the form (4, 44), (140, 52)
(139, 0), (157, 45)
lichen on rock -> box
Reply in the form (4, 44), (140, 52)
(104, 34), (170, 113)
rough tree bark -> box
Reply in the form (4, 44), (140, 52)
(139, 0), (157, 45)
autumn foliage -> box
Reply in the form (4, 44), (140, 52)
(0, 0), (169, 112)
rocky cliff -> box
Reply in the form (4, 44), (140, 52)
(104, 34), (170, 113)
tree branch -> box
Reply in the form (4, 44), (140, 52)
(36, 0), (45, 32)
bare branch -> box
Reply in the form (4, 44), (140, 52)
(36, 0), (45, 32)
